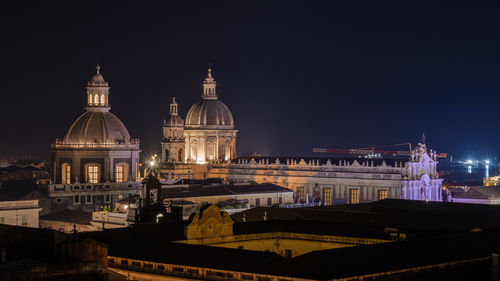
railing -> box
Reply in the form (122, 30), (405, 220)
(49, 182), (140, 193)
(0, 200), (38, 210)
(51, 138), (140, 149)
(108, 256), (309, 281)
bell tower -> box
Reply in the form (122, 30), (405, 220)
(161, 97), (186, 164)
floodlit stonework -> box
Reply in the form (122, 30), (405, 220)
(48, 65), (141, 212)
(161, 68), (237, 165)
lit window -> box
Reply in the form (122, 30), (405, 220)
(94, 94), (99, 105)
(378, 190), (388, 200)
(100, 94), (105, 105)
(61, 163), (71, 184)
(116, 164), (128, 183)
(87, 165), (99, 183)
(296, 186), (306, 203)
(323, 188), (332, 206)
(349, 189), (359, 204)
(88, 94), (92, 105)
(21, 215), (28, 226)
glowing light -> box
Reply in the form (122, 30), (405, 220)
(485, 160), (490, 164)
(156, 213), (164, 223)
(149, 161), (156, 166)
(467, 160), (472, 164)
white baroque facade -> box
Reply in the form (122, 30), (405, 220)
(165, 142), (442, 204)
(400, 143), (442, 201)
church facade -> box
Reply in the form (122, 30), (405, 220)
(48, 66), (141, 212)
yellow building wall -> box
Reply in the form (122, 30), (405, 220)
(210, 237), (355, 257)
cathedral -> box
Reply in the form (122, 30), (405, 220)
(159, 69), (443, 204)
(48, 66), (141, 212)
(161, 68), (237, 165)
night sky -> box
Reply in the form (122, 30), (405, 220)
(1, 1), (499, 162)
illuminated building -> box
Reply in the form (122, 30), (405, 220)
(0, 199), (41, 227)
(48, 65), (141, 212)
(161, 68), (237, 165)
(159, 69), (442, 203)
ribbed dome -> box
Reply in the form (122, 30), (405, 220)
(165, 115), (184, 127)
(185, 99), (234, 129)
(64, 111), (131, 144)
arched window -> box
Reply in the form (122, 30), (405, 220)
(86, 164), (99, 183)
(115, 164), (128, 183)
(94, 94), (99, 105)
(100, 94), (105, 106)
(61, 163), (71, 184)
(88, 94), (92, 105)
(178, 149), (183, 162)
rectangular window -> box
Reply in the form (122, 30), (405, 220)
(323, 188), (332, 206)
(87, 165), (99, 183)
(116, 164), (128, 183)
(74, 195), (80, 204)
(279, 197), (283, 204)
(86, 195), (92, 204)
(349, 189), (359, 204)
(285, 249), (292, 259)
(296, 186), (306, 203)
(267, 197), (272, 206)
(105, 194), (111, 203)
(0, 217), (5, 224)
(62, 163), (71, 184)
(378, 190), (388, 200)
(255, 198), (260, 207)
(21, 215), (28, 226)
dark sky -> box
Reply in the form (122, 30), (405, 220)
(1, 1), (499, 162)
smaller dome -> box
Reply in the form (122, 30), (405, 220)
(64, 111), (131, 144)
(165, 115), (184, 127)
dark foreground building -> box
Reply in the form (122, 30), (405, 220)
(4, 199), (500, 280)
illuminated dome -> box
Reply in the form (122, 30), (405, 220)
(165, 97), (184, 127)
(62, 65), (132, 144)
(63, 110), (131, 144)
(185, 99), (234, 128)
(185, 68), (234, 129)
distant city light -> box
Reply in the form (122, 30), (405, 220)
(485, 160), (490, 164)
(467, 160), (472, 164)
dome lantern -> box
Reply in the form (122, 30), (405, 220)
(202, 68), (217, 100)
(86, 64), (110, 111)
